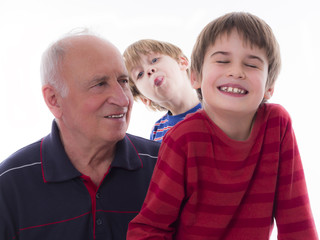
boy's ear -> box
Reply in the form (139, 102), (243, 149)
(178, 56), (189, 71)
(264, 85), (274, 100)
(42, 85), (63, 119)
(139, 96), (152, 107)
(190, 70), (201, 90)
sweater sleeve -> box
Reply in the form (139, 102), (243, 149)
(127, 133), (186, 239)
(274, 112), (318, 239)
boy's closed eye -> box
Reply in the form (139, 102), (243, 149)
(245, 56), (265, 70)
(214, 58), (262, 69)
(244, 59), (264, 69)
(216, 60), (230, 64)
(245, 63), (258, 68)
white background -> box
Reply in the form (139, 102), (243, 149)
(0, 0), (319, 237)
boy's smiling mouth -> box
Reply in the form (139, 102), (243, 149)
(218, 86), (248, 95)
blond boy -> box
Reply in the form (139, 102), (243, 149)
(123, 40), (201, 142)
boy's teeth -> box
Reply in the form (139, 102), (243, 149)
(220, 86), (246, 94)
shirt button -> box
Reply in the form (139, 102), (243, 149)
(96, 218), (103, 225)
(96, 192), (101, 199)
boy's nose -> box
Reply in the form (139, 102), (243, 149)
(228, 66), (246, 79)
(230, 72), (245, 79)
(148, 68), (155, 76)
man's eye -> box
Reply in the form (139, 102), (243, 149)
(151, 58), (159, 63)
(137, 71), (144, 79)
(119, 79), (129, 85)
(96, 82), (106, 87)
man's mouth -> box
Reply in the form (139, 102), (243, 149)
(104, 113), (125, 119)
(219, 86), (248, 95)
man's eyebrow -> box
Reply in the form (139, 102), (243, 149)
(86, 75), (108, 86)
(92, 76), (109, 83)
(118, 74), (129, 79)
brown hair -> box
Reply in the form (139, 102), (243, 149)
(191, 12), (281, 100)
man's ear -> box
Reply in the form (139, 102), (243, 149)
(178, 56), (189, 71)
(190, 70), (201, 90)
(139, 96), (152, 107)
(264, 85), (275, 100)
(42, 85), (63, 119)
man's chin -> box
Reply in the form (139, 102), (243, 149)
(105, 129), (127, 142)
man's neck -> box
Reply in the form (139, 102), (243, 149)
(58, 128), (116, 186)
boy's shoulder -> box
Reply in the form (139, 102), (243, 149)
(258, 103), (293, 133)
(261, 103), (291, 120)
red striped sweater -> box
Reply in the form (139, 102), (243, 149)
(127, 103), (318, 239)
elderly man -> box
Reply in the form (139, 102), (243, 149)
(0, 32), (160, 239)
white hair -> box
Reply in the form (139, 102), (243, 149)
(40, 28), (99, 97)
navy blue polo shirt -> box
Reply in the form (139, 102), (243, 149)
(0, 120), (160, 240)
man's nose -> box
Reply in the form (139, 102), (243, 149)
(108, 83), (130, 107)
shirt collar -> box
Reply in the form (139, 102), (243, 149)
(111, 134), (143, 170)
(41, 120), (142, 183)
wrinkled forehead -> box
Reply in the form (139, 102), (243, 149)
(62, 37), (127, 77)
